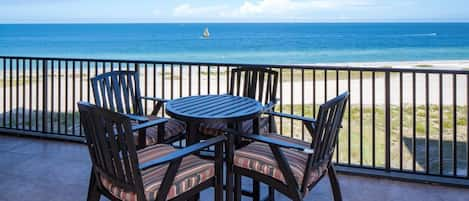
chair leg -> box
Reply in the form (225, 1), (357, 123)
(87, 171), (100, 201)
(226, 134), (235, 201)
(234, 174), (242, 201)
(214, 177), (223, 201)
(267, 186), (275, 201)
(253, 180), (260, 201)
(268, 115), (277, 133)
(215, 143), (224, 201)
(328, 165), (343, 201)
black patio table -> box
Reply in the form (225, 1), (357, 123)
(166, 94), (264, 201)
(166, 94), (263, 145)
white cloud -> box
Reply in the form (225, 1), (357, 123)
(238, 0), (334, 16)
(172, 3), (228, 17)
(237, 0), (375, 16)
(170, 0), (378, 21)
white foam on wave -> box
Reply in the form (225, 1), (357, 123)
(403, 33), (438, 37)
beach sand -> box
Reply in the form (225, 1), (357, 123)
(0, 60), (467, 115)
(315, 60), (469, 69)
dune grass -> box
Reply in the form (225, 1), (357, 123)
(274, 104), (468, 174)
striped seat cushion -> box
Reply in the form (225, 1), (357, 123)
(132, 115), (186, 145)
(199, 117), (270, 136)
(100, 144), (214, 201)
(234, 133), (328, 186)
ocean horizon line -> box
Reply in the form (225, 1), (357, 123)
(2, 22), (469, 25)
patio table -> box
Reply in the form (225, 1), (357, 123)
(166, 94), (263, 201)
(166, 95), (263, 145)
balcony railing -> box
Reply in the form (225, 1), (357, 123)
(1, 56), (468, 187)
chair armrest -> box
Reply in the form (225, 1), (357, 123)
(140, 96), (169, 115)
(265, 111), (316, 124)
(262, 101), (277, 112)
(237, 133), (314, 154)
(139, 135), (226, 170)
(131, 118), (168, 132)
(140, 96), (169, 103)
(123, 114), (149, 122)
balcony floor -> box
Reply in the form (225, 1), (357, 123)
(0, 134), (468, 201)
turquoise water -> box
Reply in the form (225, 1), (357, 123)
(1, 23), (469, 64)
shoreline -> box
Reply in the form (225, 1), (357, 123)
(303, 59), (469, 69)
(1, 59), (469, 72)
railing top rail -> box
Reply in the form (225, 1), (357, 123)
(1, 55), (469, 74)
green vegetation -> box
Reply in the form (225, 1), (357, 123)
(158, 68), (386, 81)
(277, 69), (385, 81)
(415, 64), (433, 67)
(1, 111), (80, 135)
(274, 104), (468, 174)
(1, 103), (467, 174)
(0, 79), (31, 87)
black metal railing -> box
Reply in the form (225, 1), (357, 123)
(1, 56), (468, 186)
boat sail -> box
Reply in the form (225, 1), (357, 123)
(202, 28), (210, 38)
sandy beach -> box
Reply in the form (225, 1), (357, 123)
(0, 60), (468, 116)
(315, 60), (469, 69)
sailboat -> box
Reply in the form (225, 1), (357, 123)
(202, 27), (210, 39)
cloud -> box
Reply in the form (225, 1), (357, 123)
(172, 3), (228, 17)
(237, 0), (375, 16)
(238, 0), (334, 16)
(170, 0), (379, 21)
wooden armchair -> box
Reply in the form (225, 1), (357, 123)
(199, 67), (279, 137)
(91, 70), (185, 148)
(78, 102), (225, 201)
(229, 92), (349, 201)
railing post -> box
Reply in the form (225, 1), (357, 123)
(385, 71), (391, 171)
(42, 59), (48, 133)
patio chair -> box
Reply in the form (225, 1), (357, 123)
(91, 70), (185, 148)
(199, 67), (279, 137)
(230, 92), (349, 201)
(78, 102), (225, 201)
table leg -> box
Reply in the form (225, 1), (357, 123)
(185, 121), (200, 201)
(253, 117), (259, 134)
(185, 121), (199, 146)
(226, 132), (235, 201)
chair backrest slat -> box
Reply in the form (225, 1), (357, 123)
(111, 75), (125, 113)
(91, 71), (144, 116)
(133, 72), (143, 114)
(302, 92), (349, 190)
(311, 92), (348, 163)
(229, 67), (279, 105)
(103, 77), (115, 110)
(119, 73), (132, 114)
(98, 79), (109, 109)
(257, 72), (265, 102)
(236, 70), (242, 96)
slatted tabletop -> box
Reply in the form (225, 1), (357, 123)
(166, 95), (263, 122)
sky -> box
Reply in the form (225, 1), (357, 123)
(0, 0), (468, 23)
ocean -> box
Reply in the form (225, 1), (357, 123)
(1, 23), (469, 64)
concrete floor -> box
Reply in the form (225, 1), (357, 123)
(0, 134), (468, 201)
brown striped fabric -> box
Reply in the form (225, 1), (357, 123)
(100, 144), (214, 201)
(132, 116), (186, 146)
(234, 133), (328, 187)
(198, 117), (270, 136)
